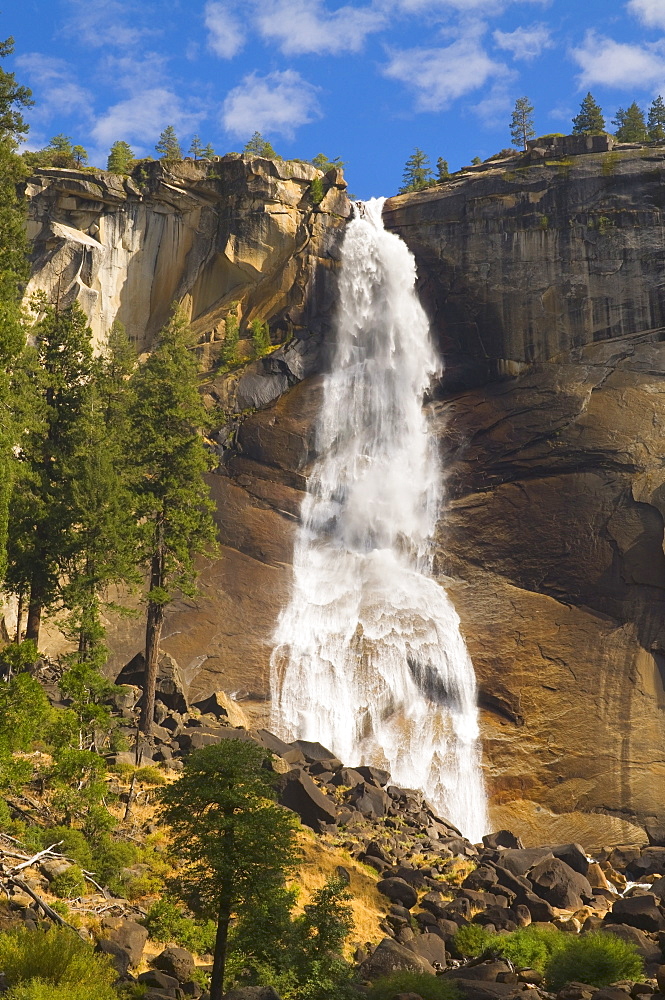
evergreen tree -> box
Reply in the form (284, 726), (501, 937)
(310, 152), (345, 172)
(510, 96), (536, 150)
(72, 144), (88, 167)
(6, 301), (95, 644)
(572, 92), (605, 134)
(471, 156), (482, 165)
(41, 134), (76, 167)
(202, 143), (216, 160)
(189, 134), (204, 159)
(160, 740), (300, 1000)
(242, 131), (278, 158)
(107, 140), (134, 173)
(128, 306), (217, 737)
(436, 157), (450, 181)
(250, 318), (270, 359)
(399, 147), (433, 193)
(647, 96), (665, 141)
(0, 38), (32, 583)
(613, 102), (648, 142)
(220, 312), (239, 368)
(156, 125), (182, 162)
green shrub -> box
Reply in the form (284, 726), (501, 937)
(50, 865), (86, 899)
(368, 971), (460, 1000)
(135, 766), (166, 785)
(23, 826), (93, 870)
(142, 898), (216, 955)
(497, 925), (561, 972)
(0, 926), (116, 998)
(453, 923), (495, 957)
(310, 176), (324, 204)
(220, 311), (240, 368)
(250, 318), (271, 359)
(544, 931), (643, 990)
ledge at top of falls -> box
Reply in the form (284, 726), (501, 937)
(24, 155), (351, 355)
(382, 141), (665, 392)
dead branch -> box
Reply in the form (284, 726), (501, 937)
(3, 875), (81, 934)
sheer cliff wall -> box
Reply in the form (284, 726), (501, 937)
(22, 148), (665, 848)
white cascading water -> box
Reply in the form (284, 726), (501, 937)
(270, 198), (487, 842)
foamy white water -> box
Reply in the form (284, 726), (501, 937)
(270, 198), (487, 841)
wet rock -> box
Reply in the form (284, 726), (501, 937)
(355, 765), (391, 787)
(350, 783), (393, 818)
(550, 843), (590, 876)
(626, 850), (665, 881)
(291, 740), (339, 764)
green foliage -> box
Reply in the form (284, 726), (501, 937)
(50, 865), (86, 899)
(250, 318), (271, 359)
(0, 925), (116, 998)
(648, 95), (665, 141)
(510, 96), (536, 150)
(310, 153), (345, 172)
(572, 92), (605, 134)
(437, 157), (450, 181)
(494, 925), (561, 972)
(72, 145), (88, 167)
(544, 931), (643, 990)
(294, 876), (354, 963)
(4, 980), (112, 1000)
(243, 132), (279, 158)
(24, 826), (93, 869)
(202, 143), (216, 160)
(156, 125), (182, 161)
(189, 134), (204, 159)
(613, 102), (647, 143)
(0, 37), (33, 142)
(368, 971), (460, 1000)
(0, 670), (51, 792)
(471, 156), (482, 165)
(399, 147), (434, 193)
(143, 898), (217, 954)
(310, 176), (324, 204)
(220, 311), (240, 367)
(453, 923), (495, 958)
(107, 140), (134, 173)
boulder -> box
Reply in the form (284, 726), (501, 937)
(137, 970), (180, 989)
(116, 651), (188, 714)
(377, 878), (419, 909)
(355, 765), (391, 787)
(359, 937), (435, 978)
(482, 831), (524, 850)
(275, 768), (337, 830)
(606, 894), (665, 933)
(349, 782), (393, 818)
(414, 931), (447, 966)
(499, 848), (554, 877)
(153, 946), (195, 982)
(463, 865), (500, 891)
(191, 691), (249, 729)
(291, 740), (338, 764)
(626, 849), (665, 880)
(96, 938), (131, 977)
(330, 767), (365, 788)
(600, 924), (663, 964)
(473, 906), (518, 932)
(529, 858), (593, 909)
(550, 844), (590, 876)
(102, 918), (148, 968)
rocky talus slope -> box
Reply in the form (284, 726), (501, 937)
(20, 144), (665, 847)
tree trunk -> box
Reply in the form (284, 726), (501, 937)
(14, 592), (23, 644)
(139, 523), (165, 737)
(210, 888), (233, 1000)
(25, 591), (42, 645)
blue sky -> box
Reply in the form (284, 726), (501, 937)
(5, 0), (665, 198)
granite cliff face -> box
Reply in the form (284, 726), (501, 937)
(22, 147), (665, 848)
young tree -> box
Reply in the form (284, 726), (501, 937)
(436, 157), (450, 181)
(128, 306), (217, 737)
(399, 147), (433, 193)
(613, 102), (648, 142)
(156, 125), (182, 162)
(107, 140), (134, 173)
(510, 96), (536, 150)
(160, 740), (300, 1000)
(572, 92), (605, 134)
(41, 134), (76, 167)
(242, 131), (278, 158)
(311, 153), (345, 172)
(72, 144), (88, 167)
(647, 95), (665, 141)
(202, 142), (216, 160)
(471, 156), (482, 165)
(188, 134), (204, 159)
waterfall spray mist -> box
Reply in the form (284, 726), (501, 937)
(270, 198), (487, 841)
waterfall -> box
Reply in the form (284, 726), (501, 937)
(270, 198), (487, 842)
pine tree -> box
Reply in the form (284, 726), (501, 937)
(202, 143), (216, 160)
(7, 301), (95, 644)
(572, 92), (605, 134)
(129, 306), (217, 737)
(510, 96), (536, 150)
(155, 125), (182, 162)
(0, 38), (32, 584)
(310, 153), (345, 172)
(72, 144), (88, 167)
(107, 140), (134, 173)
(399, 147), (433, 193)
(647, 96), (665, 141)
(160, 740), (300, 1000)
(220, 311), (239, 368)
(41, 134), (75, 167)
(242, 131), (277, 158)
(436, 157), (450, 181)
(613, 102), (648, 142)
(189, 134), (204, 159)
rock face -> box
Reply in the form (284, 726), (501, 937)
(22, 146), (665, 845)
(24, 156), (349, 361)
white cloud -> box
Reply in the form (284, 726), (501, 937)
(493, 23), (553, 60)
(222, 69), (321, 139)
(383, 32), (507, 111)
(15, 53), (93, 123)
(393, 0), (548, 12)
(100, 51), (169, 92)
(63, 0), (154, 49)
(627, 0), (665, 30)
(472, 79), (515, 127)
(571, 31), (665, 90)
(90, 88), (204, 151)
(204, 1), (245, 59)
(254, 0), (386, 55)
